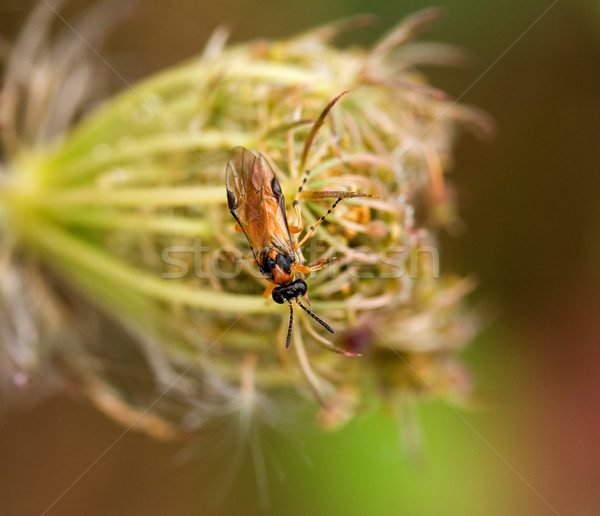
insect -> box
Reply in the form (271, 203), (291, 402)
(226, 145), (336, 349)
(226, 93), (369, 350)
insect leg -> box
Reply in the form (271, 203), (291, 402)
(288, 174), (310, 234)
(294, 196), (343, 249)
(295, 257), (336, 274)
(262, 282), (276, 299)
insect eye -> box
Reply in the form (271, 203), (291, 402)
(272, 286), (286, 304)
(295, 279), (308, 296)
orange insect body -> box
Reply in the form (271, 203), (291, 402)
(226, 146), (333, 348)
(226, 147), (296, 284)
(225, 92), (361, 350)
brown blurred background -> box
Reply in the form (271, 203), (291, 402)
(1, 0), (599, 514)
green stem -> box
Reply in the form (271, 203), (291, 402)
(29, 222), (344, 314)
(46, 209), (213, 237)
(53, 130), (255, 185)
(51, 56), (326, 171)
(29, 222), (271, 314)
(39, 186), (226, 207)
(139, 57), (321, 94)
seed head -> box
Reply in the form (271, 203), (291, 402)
(0, 5), (491, 437)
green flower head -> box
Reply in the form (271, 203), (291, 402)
(0, 4), (490, 438)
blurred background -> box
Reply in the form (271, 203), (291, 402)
(1, 0), (598, 514)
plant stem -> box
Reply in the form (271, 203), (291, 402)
(29, 222), (271, 314)
(46, 210), (213, 237)
(28, 222), (343, 314)
(53, 130), (255, 185)
(39, 186), (226, 207)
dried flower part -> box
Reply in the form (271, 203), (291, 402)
(0, 5), (489, 436)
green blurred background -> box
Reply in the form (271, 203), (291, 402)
(1, 0), (599, 514)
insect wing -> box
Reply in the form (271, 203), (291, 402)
(226, 147), (294, 262)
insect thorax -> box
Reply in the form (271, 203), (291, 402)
(259, 248), (295, 285)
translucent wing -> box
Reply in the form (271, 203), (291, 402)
(226, 147), (294, 264)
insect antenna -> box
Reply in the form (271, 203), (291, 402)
(285, 301), (294, 349)
(296, 298), (335, 334)
(295, 195), (344, 249)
